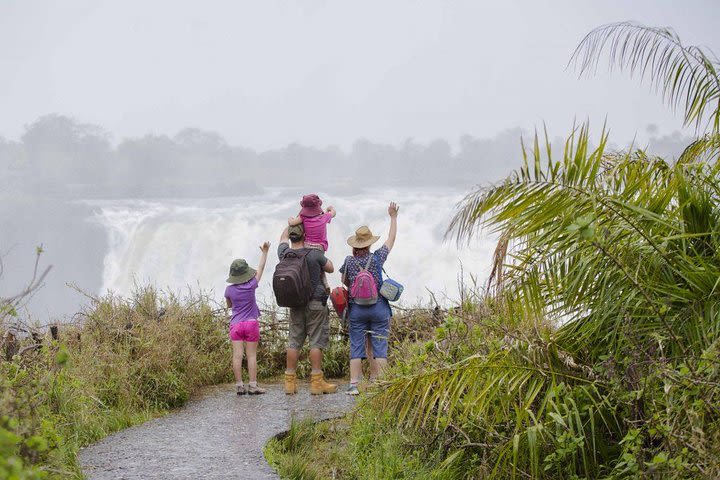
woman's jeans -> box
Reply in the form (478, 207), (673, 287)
(348, 299), (391, 359)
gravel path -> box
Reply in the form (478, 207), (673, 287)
(80, 382), (356, 479)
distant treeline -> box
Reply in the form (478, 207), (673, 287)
(0, 114), (537, 199)
(1, 114), (693, 199)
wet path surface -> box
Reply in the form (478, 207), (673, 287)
(80, 383), (356, 479)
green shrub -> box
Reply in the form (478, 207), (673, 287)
(0, 287), (232, 478)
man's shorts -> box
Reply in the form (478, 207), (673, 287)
(288, 301), (329, 350)
(229, 320), (260, 342)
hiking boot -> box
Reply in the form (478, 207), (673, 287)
(345, 384), (360, 396)
(236, 385), (247, 396)
(247, 385), (266, 395)
(310, 372), (338, 395)
(284, 373), (298, 395)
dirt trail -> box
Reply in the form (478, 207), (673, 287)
(80, 383), (355, 479)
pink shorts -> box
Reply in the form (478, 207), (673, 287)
(229, 320), (260, 342)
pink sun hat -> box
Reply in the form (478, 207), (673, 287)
(299, 194), (323, 217)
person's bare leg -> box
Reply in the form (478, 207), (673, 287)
(245, 341), (258, 384)
(232, 341), (245, 383)
(286, 348), (299, 373)
(365, 335), (379, 380)
(350, 358), (363, 384)
(309, 347), (323, 374)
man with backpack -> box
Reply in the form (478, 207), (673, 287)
(275, 223), (338, 395)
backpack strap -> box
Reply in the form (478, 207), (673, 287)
(363, 255), (373, 271)
(350, 254), (372, 271)
(283, 248), (310, 260)
(373, 257), (384, 283)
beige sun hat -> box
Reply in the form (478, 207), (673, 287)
(347, 225), (380, 249)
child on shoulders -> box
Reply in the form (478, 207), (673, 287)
(288, 194), (335, 292)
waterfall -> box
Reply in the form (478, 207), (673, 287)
(91, 188), (495, 307)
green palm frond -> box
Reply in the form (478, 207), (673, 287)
(570, 22), (720, 133)
(449, 125), (720, 360)
(678, 133), (720, 164)
(368, 320), (619, 479)
(448, 124), (608, 245)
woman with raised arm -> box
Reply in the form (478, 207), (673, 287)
(224, 241), (270, 395)
(340, 202), (399, 395)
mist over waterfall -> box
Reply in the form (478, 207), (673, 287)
(91, 188), (495, 307)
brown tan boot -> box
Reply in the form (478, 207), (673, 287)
(284, 373), (298, 395)
(310, 372), (338, 395)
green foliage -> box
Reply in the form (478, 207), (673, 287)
(265, 418), (350, 480)
(450, 125), (720, 364)
(570, 22), (720, 134)
(370, 121), (720, 477)
(0, 417), (49, 479)
(294, 23), (720, 480)
(346, 411), (440, 479)
(0, 287), (232, 478)
(275, 298), (719, 479)
(266, 415), (439, 480)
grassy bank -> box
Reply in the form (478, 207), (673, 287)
(1, 287), (230, 478)
(267, 293), (720, 479)
(0, 286), (352, 478)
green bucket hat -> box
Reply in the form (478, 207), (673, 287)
(226, 258), (256, 284)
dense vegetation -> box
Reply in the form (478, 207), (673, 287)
(0, 286), (230, 478)
(267, 22), (720, 479)
(0, 281), (353, 478)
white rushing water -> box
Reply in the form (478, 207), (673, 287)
(89, 188), (495, 307)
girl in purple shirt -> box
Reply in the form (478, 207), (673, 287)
(224, 241), (270, 395)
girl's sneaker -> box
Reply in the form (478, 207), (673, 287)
(346, 384), (360, 396)
(247, 385), (267, 395)
(236, 385), (247, 396)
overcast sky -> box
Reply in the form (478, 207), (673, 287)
(1, 0), (719, 150)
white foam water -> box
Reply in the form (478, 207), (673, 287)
(90, 188), (496, 307)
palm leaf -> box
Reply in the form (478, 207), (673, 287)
(570, 22), (720, 133)
(449, 124), (720, 360)
(678, 133), (720, 164)
(367, 318), (618, 478)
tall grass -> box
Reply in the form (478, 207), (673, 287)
(1, 286), (231, 478)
